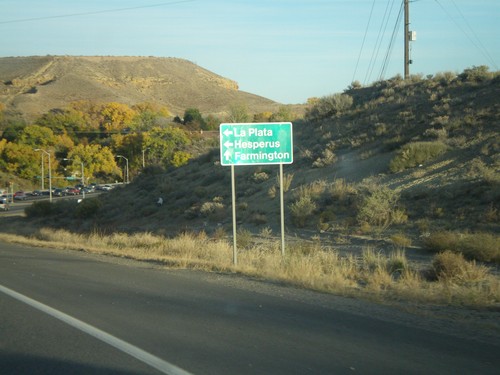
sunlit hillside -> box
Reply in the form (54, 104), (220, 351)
(12, 66), (498, 266)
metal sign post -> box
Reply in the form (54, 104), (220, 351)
(220, 122), (293, 264)
(231, 165), (237, 265)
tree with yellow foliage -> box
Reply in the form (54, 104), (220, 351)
(67, 144), (121, 183)
(99, 102), (137, 133)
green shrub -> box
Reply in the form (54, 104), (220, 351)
(251, 171), (270, 183)
(25, 199), (81, 218)
(200, 201), (225, 221)
(458, 65), (492, 83)
(293, 180), (327, 202)
(467, 158), (500, 184)
(25, 200), (54, 218)
(290, 196), (317, 228)
(75, 198), (102, 219)
(305, 93), (353, 121)
(357, 186), (402, 228)
(328, 178), (357, 201)
(170, 151), (191, 167)
(389, 141), (448, 172)
(312, 149), (337, 168)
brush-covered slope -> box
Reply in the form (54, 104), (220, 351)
(80, 70), (500, 236)
(21, 68), (500, 259)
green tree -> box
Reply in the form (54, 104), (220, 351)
(19, 125), (57, 148)
(227, 103), (249, 123)
(183, 108), (205, 129)
(270, 106), (294, 122)
(1, 119), (27, 142)
(35, 108), (88, 141)
(111, 132), (146, 172)
(144, 126), (191, 168)
(203, 114), (220, 131)
(132, 102), (171, 131)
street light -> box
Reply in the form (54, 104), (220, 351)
(142, 147), (150, 168)
(116, 155), (129, 184)
(63, 158), (85, 199)
(34, 149), (52, 202)
(38, 151), (45, 190)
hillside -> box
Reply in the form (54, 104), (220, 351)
(16, 67), (498, 258)
(0, 55), (280, 119)
(0, 66), (497, 273)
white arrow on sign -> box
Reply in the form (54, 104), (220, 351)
(224, 149), (232, 161)
(224, 140), (234, 148)
(223, 129), (233, 137)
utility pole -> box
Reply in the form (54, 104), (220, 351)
(404, 0), (410, 79)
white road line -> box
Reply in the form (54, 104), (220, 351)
(0, 284), (192, 375)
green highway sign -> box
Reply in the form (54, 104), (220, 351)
(220, 122), (293, 166)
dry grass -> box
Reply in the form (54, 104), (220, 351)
(424, 231), (500, 264)
(1, 228), (498, 307)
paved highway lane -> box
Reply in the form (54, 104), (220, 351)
(1, 242), (499, 374)
(0, 294), (165, 374)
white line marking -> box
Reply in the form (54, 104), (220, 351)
(0, 284), (192, 375)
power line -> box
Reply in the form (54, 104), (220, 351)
(379, 1), (404, 80)
(364, 0), (399, 85)
(0, 0), (196, 25)
(448, 0), (498, 70)
(352, 0), (377, 85)
(434, 0), (498, 70)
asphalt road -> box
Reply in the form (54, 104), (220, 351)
(2, 193), (87, 217)
(0, 242), (498, 374)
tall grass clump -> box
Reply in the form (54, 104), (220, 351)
(424, 231), (500, 264)
(389, 141), (447, 172)
(429, 250), (500, 305)
(432, 251), (490, 284)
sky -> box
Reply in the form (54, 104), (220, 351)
(1, 0), (499, 104)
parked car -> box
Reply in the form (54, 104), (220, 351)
(13, 191), (27, 201)
(66, 188), (80, 195)
(0, 198), (9, 211)
(81, 186), (94, 194)
(53, 188), (65, 197)
(1, 194), (12, 203)
(31, 190), (42, 196)
(97, 184), (114, 191)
